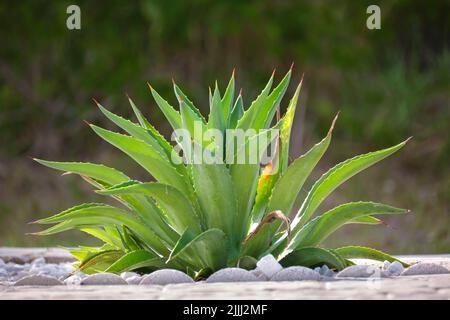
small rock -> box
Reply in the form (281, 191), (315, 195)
(5, 263), (25, 273)
(0, 258), (5, 267)
(13, 271), (30, 281)
(320, 265), (335, 277)
(126, 275), (142, 285)
(386, 261), (404, 276)
(336, 265), (383, 278)
(206, 268), (258, 283)
(31, 257), (46, 266)
(14, 275), (63, 286)
(140, 269), (194, 285)
(382, 260), (391, 271)
(271, 266), (321, 281)
(64, 274), (83, 285)
(59, 263), (76, 274)
(256, 255), (283, 279)
(81, 273), (128, 285)
(401, 263), (450, 276)
(0, 269), (8, 279)
(120, 271), (139, 280)
(250, 268), (269, 281)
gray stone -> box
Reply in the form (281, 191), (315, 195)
(401, 263), (450, 276)
(126, 275), (142, 285)
(140, 269), (194, 285)
(0, 269), (8, 278)
(250, 268), (269, 281)
(314, 265), (335, 277)
(256, 255), (283, 279)
(81, 273), (128, 285)
(207, 268), (258, 283)
(31, 257), (46, 266)
(271, 266), (321, 281)
(336, 265), (383, 278)
(386, 261), (404, 276)
(14, 275), (63, 286)
(64, 274), (83, 285)
(382, 260), (391, 271)
(0, 258), (5, 267)
(0, 247), (75, 264)
(120, 271), (139, 280)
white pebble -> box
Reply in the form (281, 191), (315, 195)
(250, 268), (269, 281)
(336, 265), (383, 278)
(271, 266), (321, 281)
(386, 261), (404, 276)
(140, 269), (194, 285)
(206, 268), (258, 283)
(126, 275), (142, 285)
(31, 257), (46, 266)
(0, 269), (8, 278)
(64, 274), (84, 285)
(401, 263), (450, 276)
(382, 260), (391, 271)
(120, 271), (139, 280)
(256, 255), (283, 279)
(14, 275), (63, 286)
(81, 273), (128, 285)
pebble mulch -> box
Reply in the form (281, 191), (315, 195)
(1, 253), (449, 287)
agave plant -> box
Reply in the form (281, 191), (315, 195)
(33, 68), (411, 278)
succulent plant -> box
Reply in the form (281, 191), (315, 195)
(33, 68), (410, 278)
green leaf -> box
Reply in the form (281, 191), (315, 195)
(254, 69), (292, 130)
(105, 249), (167, 273)
(207, 83), (225, 132)
(121, 226), (143, 251)
(284, 202), (408, 254)
(127, 97), (180, 165)
(236, 72), (274, 130)
(229, 93), (244, 128)
(229, 128), (280, 241)
(169, 228), (229, 270)
(279, 247), (347, 270)
(268, 114), (337, 215)
(34, 159), (129, 186)
(180, 99), (208, 147)
(221, 70), (235, 124)
(96, 102), (169, 159)
(81, 227), (123, 248)
(35, 203), (105, 224)
(244, 115), (337, 256)
(351, 216), (382, 224)
(149, 84), (182, 130)
(237, 256), (258, 270)
(34, 204), (169, 255)
(98, 182), (201, 234)
(291, 138), (410, 232)
(173, 82), (206, 124)
(89, 124), (190, 195)
(334, 246), (410, 267)
(128, 95), (151, 128)
(278, 80), (302, 173)
(79, 250), (125, 272)
(191, 159), (237, 248)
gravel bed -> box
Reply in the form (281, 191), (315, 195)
(1, 254), (449, 287)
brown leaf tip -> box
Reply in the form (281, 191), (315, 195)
(328, 111), (340, 136)
(92, 98), (101, 106)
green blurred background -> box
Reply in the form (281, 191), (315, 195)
(0, 0), (449, 253)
